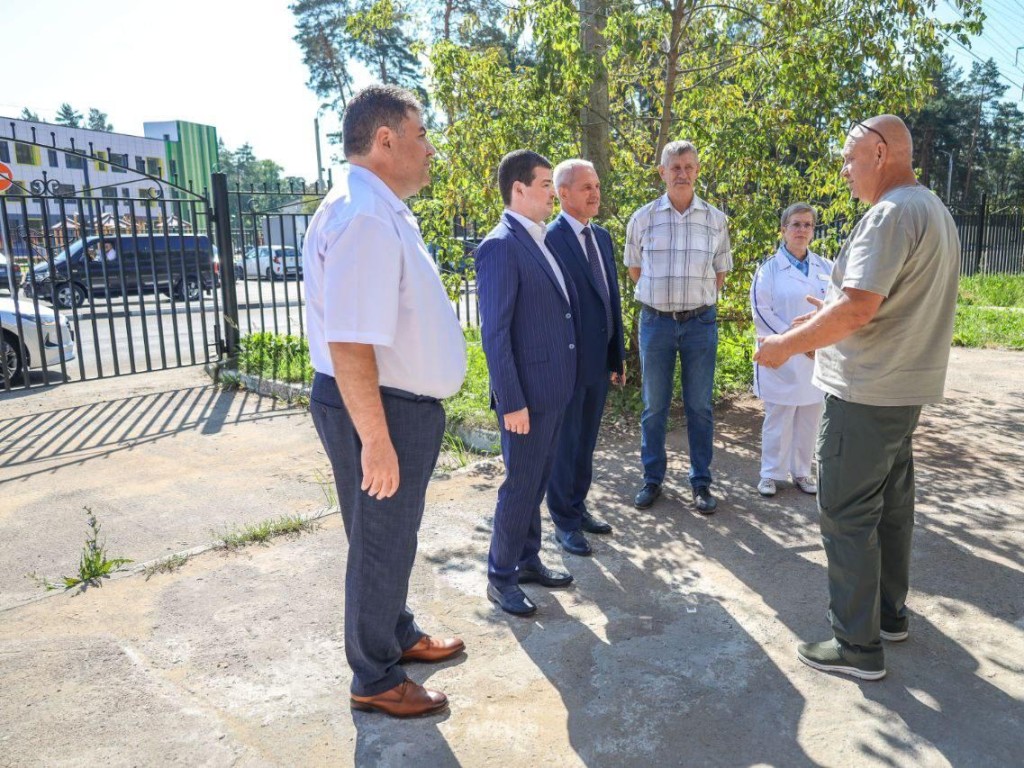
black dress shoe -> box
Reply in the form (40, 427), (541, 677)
(555, 528), (592, 556)
(487, 583), (537, 616)
(693, 485), (718, 515)
(517, 562), (574, 587)
(580, 514), (612, 535)
(634, 482), (661, 509)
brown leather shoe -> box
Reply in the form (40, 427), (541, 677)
(350, 679), (448, 718)
(400, 635), (466, 663)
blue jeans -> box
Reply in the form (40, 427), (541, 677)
(638, 305), (718, 489)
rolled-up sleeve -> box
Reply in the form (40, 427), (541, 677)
(624, 209), (645, 268)
(322, 213), (401, 347)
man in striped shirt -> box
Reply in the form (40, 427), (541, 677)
(625, 140), (733, 514)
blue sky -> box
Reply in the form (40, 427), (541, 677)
(2, 0), (1018, 181)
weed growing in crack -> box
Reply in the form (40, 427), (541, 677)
(29, 507), (132, 591)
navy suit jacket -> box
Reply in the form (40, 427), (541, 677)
(545, 215), (625, 386)
(477, 212), (579, 417)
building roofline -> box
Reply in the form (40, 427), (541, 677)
(0, 115), (175, 144)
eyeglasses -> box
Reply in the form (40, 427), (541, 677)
(785, 222), (815, 230)
(848, 120), (888, 146)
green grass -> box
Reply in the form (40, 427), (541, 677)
(441, 327), (493, 429)
(952, 305), (1024, 350)
(237, 332), (313, 383)
(143, 553), (191, 580)
(216, 514), (319, 550)
(958, 274), (1024, 308)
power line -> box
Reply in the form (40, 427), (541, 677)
(942, 30), (1024, 95)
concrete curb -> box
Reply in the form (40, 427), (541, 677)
(203, 361), (502, 454)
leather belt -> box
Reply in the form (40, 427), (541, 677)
(642, 303), (714, 322)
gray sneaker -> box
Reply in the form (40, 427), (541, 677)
(880, 617), (909, 642)
(797, 639), (886, 681)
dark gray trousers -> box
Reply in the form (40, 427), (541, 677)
(309, 373), (445, 696)
(817, 394), (922, 653)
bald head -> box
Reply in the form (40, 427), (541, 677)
(859, 114), (913, 164)
(841, 114), (918, 205)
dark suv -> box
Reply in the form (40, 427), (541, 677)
(23, 234), (217, 309)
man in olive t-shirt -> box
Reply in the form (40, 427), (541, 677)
(754, 115), (960, 681)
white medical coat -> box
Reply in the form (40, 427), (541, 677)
(751, 246), (833, 405)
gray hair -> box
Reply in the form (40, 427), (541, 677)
(660, 140), (699, 167)
(780, 202), (818, 228)
(553, 159), (596, 189)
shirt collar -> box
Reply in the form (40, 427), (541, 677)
(559, 211), (589, 237)
(506, 209), (547, 239)
(347, 164), (411, 214)
(656, 193), (708, 216)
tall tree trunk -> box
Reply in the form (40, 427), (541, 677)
(655, 0), (690, 163)
(580, 0), (611, 210)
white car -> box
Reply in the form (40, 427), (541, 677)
(1, 297), (75, 384)
(240, 245), (302, 281)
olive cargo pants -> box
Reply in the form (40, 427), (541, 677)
(817, 395), (922, 652)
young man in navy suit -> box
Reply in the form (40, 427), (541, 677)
(477, 150), (580, 616)
(544, 160), (626, 556)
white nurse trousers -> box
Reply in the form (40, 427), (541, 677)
(760, 400), (823, 481)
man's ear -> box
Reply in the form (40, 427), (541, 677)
(374, 124), (394, 152)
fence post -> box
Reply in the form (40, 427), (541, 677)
(973, 193), (987, 275)
(211, 173), (239, 357)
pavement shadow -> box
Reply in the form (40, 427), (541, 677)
(0, 384), (300, 483)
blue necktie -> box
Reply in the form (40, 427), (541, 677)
(582, 226), (613, 340)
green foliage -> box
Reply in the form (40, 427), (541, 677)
(86, 108), (113, 133)
(441, 326), (492, 429)
(715, 321), (756, 401)
(32, 508), (132, 591)
(237, 332), (313, 383)
(958, 274), (1024, 308)
(952, 305), (1024, 349)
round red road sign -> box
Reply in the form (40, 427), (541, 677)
(0, 162), (13, 192)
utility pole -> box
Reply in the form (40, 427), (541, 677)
(937, 149), (955, 204)
(314, 116), (324, 189)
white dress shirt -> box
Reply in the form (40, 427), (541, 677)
(506, 209), (568, 301)
(302, 165), (467, 399)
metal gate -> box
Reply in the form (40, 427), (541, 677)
(1, 132), (221, 391)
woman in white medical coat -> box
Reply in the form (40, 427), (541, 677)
(750, 203), (833, 497)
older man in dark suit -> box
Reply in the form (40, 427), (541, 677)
(477, 150), (580, 616)
(545, 160), (625, 556)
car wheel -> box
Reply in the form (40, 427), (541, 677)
(55, 282), (86, 309)
(265, 267), (273, 282)
(1, 333), (24, 385)
(176, 276), (202, 301)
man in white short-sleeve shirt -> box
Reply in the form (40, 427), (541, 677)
(755, 115), (960, 682)
(304, 85), (467, 718)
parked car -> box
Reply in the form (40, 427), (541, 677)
(22, 234), (216, 309)
(1, 296), (75, 383)
(0, 252), (21, 293)
(240, 245), (302, 281)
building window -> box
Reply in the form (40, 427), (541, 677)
(64, 150), (85, 170)
(95, 151), (108, 172)
(135, 155), (145, 173)
(146, 157), (162, 177)
(101, 187), (118, 199)
(109, 152), (128, 173)
(47, 149), (59, 168)
(0, 142), (9, 163)
(15, 143), (39, 165)
(122, 188), (130, 198)
(169, 159), (178, 179)
(4, 180), (26, 197)
(56, 183), (75, 197)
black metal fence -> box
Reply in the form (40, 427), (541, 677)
(1, 133), (222, 392)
